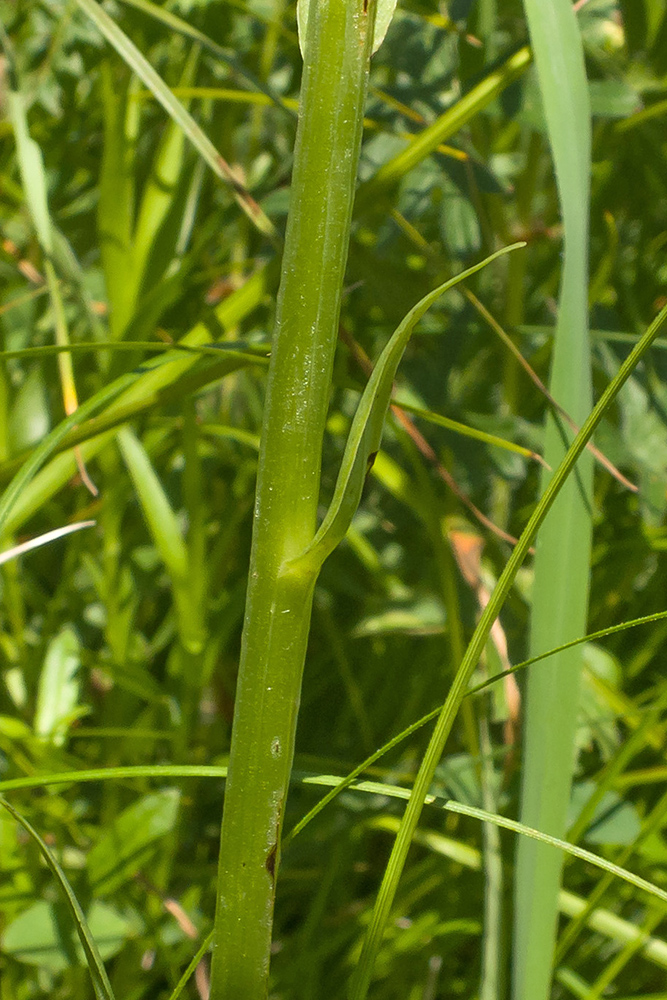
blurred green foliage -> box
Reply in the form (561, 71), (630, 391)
(1, 0), (667, 996)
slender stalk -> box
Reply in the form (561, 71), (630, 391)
(208, 3), (376, 997)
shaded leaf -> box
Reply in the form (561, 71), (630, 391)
(2, 900), (139, 971)
(34, 626), (86, 746)
(87, 789), (180, 894)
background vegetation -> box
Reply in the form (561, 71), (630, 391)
(1, 0), (667, 997)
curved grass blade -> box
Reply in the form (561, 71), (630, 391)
(348, 300), (667, 1000)
(2, 766), (666, 928)
(117, 426), (204, 654)
(0, 796), (116, 1000)
(290, 244), (525, 574)
(392, 398), (549, 468)
(74, 0), (279, 242)
(293, 775), (667, 909)
(374, 814), (667, 973)
(117, 427), (188, 583)
(284, 608), (667, 847)
(0, 766), (227, 794)
(0, 340), (270, 363)
(168, 930), (214, 1000)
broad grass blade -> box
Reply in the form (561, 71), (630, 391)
(513, 4), (593, 998)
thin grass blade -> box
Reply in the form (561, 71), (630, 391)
(347, 299), (667, 1000)
(0, 796), (116, 1000)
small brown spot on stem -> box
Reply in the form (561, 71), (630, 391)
(266, 843), (277, 883)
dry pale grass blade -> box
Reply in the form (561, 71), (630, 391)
(448, 527), (521, 756)
(0, 521), (96, 566)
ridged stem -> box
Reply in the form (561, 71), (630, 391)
(208, 2), (375, 997)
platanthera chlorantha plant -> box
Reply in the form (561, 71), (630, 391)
(205, 0), (523, 994)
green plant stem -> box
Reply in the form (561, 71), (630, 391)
(207, 1), (375, 996)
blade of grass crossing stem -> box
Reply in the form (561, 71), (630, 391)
(285, 608), (667, 848)
(0, 796), (116, 1000)
(347, 299), (667, 1000)
(207, 0), (380, 995)
(513, 5), (593, 1000)
(5, 766), (667, 927)
(75, 0), (278, 243)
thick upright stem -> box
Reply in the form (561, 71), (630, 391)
(208, 3), (375, 997)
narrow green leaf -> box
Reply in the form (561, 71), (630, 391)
(0, 371), (139, 540)
(116, 426), (187, 582)
(393, 399), (548, 467)
(132, 47), (196, 295)
(299, 776), (667, 911)
(98, 64), (137, 339)
(0, 267), (273, 532)
(117, 0), (294, 114)
(348, 299), (667, 1000)
(0, 796), (116, 1000)
(168, 930), (214, 1000)
(0, 340), (270, 363)
(354, 46), (532, 215)
(4, 88), (53, 254)
(291, 244), (524, 574)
